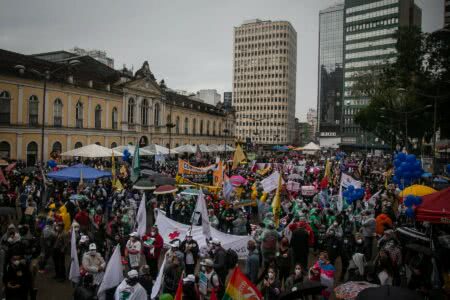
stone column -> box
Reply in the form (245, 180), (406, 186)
(43, 135), (49, 161)
(17, 85), (23, 124)
(105, 101), (110, 129)
(67, 95), (72, 127)
(67, 135), (72, 151)
(16, 134), (23, 160)
(87, 96), (92, 128)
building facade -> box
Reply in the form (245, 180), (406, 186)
(306, 108), (318, 142)
(342, 0), (421, 146)
(445, 0), (450, 28)
(195, 89), (221, 106)
(223, 92), (232, 109)
(0, 49), (234, 164)
(317, 3), (345, 148)
(233, 19), (297, 145)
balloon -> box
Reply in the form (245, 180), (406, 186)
(396, 166), (404, 175)
(348, 185), (354, 192)
(405, 207), (415, 218)
(397, 152), (406, 161)
(404, 195), (415, 207)
(414, 196), (423, 206)
(403, 172), (412, 179)
(400, 162), (408, 168)
(406, 154), (416, 162)
(393, 176), (400, 184)
(394, 159), (401, 167)
(413, 170), (422, 178)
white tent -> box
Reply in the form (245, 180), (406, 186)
(216, 144), (235, 152)
(142, 144), (178, 155)
(113, 145), (153, 156)
(172, 144), (197, 154)
(207, 144), (220, 152)
(198, 144), (212, 153)
(301, 142), (321, 154)
(61, 144), (123, 158)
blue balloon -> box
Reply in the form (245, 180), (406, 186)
(404, 195), (415, 207)
(348, 185), (354, 192)
(400, 162), (408, 168)
(393, 176), (400, 184)
(413, 170), (422, 178)
(413, 161), (421, 170)
(414, 196), (423, 206)
(405, 207), (415, 218)
(396, 166), (404, 175)
(406, 154), (416, 162)
(397, 153), (406, 161)
(394, 159), (401, 167)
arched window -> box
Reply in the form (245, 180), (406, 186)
(112, 107), (118, 129)
(111, 142), (118, 148)
(154, 103), (160, 126)
(0, 91), (11, 124)
(141, 99), (148, 125)
(29, 95), (39, 126)
(76, 101), (83, 128)
(192, 118), (197, 135)
(74, 142), (83, 149)
(95, 105), (102, 129)
(0, 141), (11, 159)
(200, 120), (204, 135)
(176, 116), (180, 134)
(26, 142), (38, 166)
(128, 98), (135, 124)
(207, 120), (210, 135)
(213, 121), (216, 136)
(53, 98), (63, 127)
(52, 141), (62, 154)
(184, 117), (189, 134)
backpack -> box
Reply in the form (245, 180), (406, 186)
(225, 248), (238, 269)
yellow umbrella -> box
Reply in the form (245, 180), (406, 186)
(399, 184), (437, 197)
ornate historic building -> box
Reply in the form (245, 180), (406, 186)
(0, 49), (235, 164)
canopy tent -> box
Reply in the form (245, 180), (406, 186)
(415, 187), (450, 224)
(300, 142), (321, 154)
(172, 144), (197, 154)
(206, 144), (219, 152)
(112, 145), (153, 156)
(142, 144), (177, 155)
(198, 144), (212, 153)
(399, 184), (437, 197)
(216, 144), (235, 152)
(47, 164), (111, 182)
(61, 144), (122, 158)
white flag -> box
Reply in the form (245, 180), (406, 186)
(338, 173), (362, 212)
(195, 189), (211, 239)
(68, 229), (80, 283)
(151, 254), (167, 299)
(136, 193), (147, 238)
(97, 245), (124, 300)
(261, 171), (284, 193)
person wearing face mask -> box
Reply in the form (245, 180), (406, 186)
(261, 267), (281, 300)
(82, 243), (106, 286)
(114, 269), (148, 300)
(163, 254), (183, 295)
(245, 239), (260, 284)
(309, 251), (335, 300)
(180, 233), (199, 275)
(284, 264), (304, 293)
(360, 209), (376, 261)
(209, 239), (227, 289)
(125, 232), (142, 270)
(276, 237), (292, 286)
(200, 259), (221, 300)
(142, 226), (163, 279)
(325, 222), (342, 265)
(3, 255), (32, 300)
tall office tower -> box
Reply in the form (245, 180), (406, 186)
(445, 0), (450, 28)
(342, 0), (421, 146)
(317, 3), (345, 148)
(233, 19), (297, 145)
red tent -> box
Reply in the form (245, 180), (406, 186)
(415, 187), (450, 224)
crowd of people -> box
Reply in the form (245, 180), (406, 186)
(0, 149), (448, 300)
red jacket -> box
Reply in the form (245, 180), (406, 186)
(142, 233), (163, 260)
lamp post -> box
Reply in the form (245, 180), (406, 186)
(166, 105), (175, 156)
(15, 59), (80, 166)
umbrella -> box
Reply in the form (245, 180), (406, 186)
(356, 286), (422, 300)
(433, 177), (448, 184)
(132, 178), (156, 190)
(180, 188), (200, 196)
(335, 281), (379, 300)
(113, 145), (153, 156)
(153, 185), (178, 195)
(0, 159), (8, 166)
(399, 184), (437, 197)
(140, 170), (176, 186)
(421, 172), (432, 178)
(280, 280), (325, 300)
(230, 175), (248, 186)
(47, 164), (111, 182)
(142, 144), (177, 155)
(61, 144), (122, 158)
(140, 169), (159, 176)
(69, 194), (89, 201)
(207, 144), (220, 152)
(172, 144), (197, 154)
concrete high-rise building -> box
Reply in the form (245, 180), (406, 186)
(317, 3), (345, 148)
(306, 108), (318, 142)
(223, 92), (232, 108)
(445, 0), (450, 28)
(233, 19), (297, 145)
(196, 89), (221, 106)
(342, 0), (421, 146)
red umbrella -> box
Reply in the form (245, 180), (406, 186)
(153, 185), (178, 195)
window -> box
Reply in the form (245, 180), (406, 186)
(154, 103), (160, 126)
(200, 120), (204, 135)
(192, 118), (197, 135)
(176, 116), (180, 134)
(74, 142), (83, 149)
(52, 141), (62, 154)
(53, 98), (63, 127)
(141, 99), (148, 125)
(0, 141), (10, 159)
(111, 142), (118, 148)
(213, 121), (216, 135)
(76, 101), (83, 128)
(128, 98), (135, 124)
(184, 117), (189, 134)
(0, 91), (11, 124)
(29, 95), (39, 126)
(112, 107), (118, 129)
(95, 105), (102, 129)
(26, 142), (38, 166)
(207, 120), (210, 135)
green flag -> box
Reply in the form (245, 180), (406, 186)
(131, 143), (140, 183)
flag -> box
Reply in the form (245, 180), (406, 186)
(213, 160), (224, 186)
(324, 159), (331, 179)
(223, 267), (262, 300)
(384, 168), (393, 188)
(136, 193), (147, 238)
(97, 245), (124, 300)
(338, 173), (362, 212)
(210, 288), (218, 300)
(193, 190), (211, 239)
(131, 142), (141, 183)
(151, 254), (168, 299)
(272, 171), (282, 228)
(68, 228), (80, 283)
(232, 144), (246, 170)
(223, 174), (234, 201)
(195, 144), (202, 161)
(174, 277), (183, 300)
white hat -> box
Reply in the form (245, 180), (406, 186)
(89, 243), (97, 251)
(183, 274), (196, 283)
(127, 269), (139, 279)
(201, 259), (214, 267)
(211, 238), (221, 245)
(129, 232), (138, 238)
(171, 240), (180, 248)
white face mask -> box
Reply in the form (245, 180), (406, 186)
(295, 269), (301, 276)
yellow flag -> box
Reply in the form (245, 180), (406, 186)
(384, 168), (393, 188)
(324, 159), (331, 178)
(111, 150), (116, 180)
(232, 144), (246, 170)
(272, 173), (282, 228)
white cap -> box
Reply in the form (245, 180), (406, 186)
(171, 240), (180, 248)
(80, 235), (89, 243)
(183, 274), (196, 283)
(127, 269), (139, 278)
(129, 232), (138, 238)
(89, 243), (97, 251)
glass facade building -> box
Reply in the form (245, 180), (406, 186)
(317, 4), (344, 142)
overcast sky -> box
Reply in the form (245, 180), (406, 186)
(0, 0), (444, 120)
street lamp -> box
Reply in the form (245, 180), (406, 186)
(165, 105), (176, 156)
(15, 59), (80, 166)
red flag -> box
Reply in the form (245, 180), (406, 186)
(5, 162), (16, 174)
(174, 277), (183, 300)
(210, 288), (218, 300)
